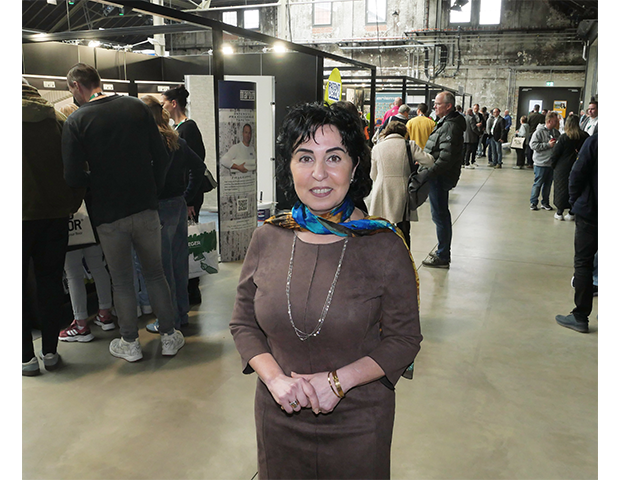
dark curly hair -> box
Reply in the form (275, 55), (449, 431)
(276, 102), (372, 203)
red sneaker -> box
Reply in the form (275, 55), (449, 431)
(94, 309), (115, 331)
(59, 320), (94, 342)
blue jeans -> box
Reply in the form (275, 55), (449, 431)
(428, 177), (452, 261)
(96, 209), (176, 341)
(158, 196), (190, 329)
(530, 166), (553, 206)
(489, 138), (503, 165)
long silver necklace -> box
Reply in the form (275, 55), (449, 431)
(286, 235), (348, 341)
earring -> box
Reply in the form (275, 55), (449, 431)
(350, 176), (354, 184)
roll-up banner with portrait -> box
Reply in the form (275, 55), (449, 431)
(218, 80), (257, 262)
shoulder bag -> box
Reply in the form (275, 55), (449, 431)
(510, 136), (525, 149)
(405, 141), (430, 210)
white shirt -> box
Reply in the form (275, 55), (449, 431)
(584, 117), (598, 136)
(221, 142), (256, 172)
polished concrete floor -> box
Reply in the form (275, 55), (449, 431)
(22, 150), (598, 480)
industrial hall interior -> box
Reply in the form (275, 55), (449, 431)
(19, 1), (609, 479)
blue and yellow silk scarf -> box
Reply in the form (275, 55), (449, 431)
(265, 196), (420, 304)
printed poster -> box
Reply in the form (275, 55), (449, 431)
(218, 80), (257, 262)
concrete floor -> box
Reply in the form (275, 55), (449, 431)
(21, 150), (598, 480)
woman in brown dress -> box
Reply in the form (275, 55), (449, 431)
(230, 103), (422, 479)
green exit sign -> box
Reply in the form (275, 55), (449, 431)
(546, 81), (554, 86)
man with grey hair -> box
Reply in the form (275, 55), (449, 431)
(421, 91), (466, 268)
(529, 111), (560, 210)
(388, 103), (411, 126)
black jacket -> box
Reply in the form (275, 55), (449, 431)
(569, 134), (597, 223)
(159, 137), (206, 202)
(62, 95), (170, 227)
(423, 110), (466, 190)
(491, 116), (506, 141)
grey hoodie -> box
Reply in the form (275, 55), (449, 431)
(529, 123), (560, 167)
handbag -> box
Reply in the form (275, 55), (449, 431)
(202, 169), (218, 193)
(405, 141), (431, 210)
(68, 201), (96, 248)
(510, 136), (525, 149)
(187, 220), (219, 278)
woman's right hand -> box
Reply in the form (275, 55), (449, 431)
(264, 373), (320, 415)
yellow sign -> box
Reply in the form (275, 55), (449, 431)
(324, 68), (342, 104)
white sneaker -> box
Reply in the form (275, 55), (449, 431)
(161, 330), (185, 356)
(109, 338), (143, 362)
(554, 212), (564, 220)
(564, 213), (575, 221)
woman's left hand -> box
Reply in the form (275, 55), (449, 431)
(291, 371), (342, 414)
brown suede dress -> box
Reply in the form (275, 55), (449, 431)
(230, 224), (422, 479)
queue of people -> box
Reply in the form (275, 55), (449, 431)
(22, 64), (209, 374)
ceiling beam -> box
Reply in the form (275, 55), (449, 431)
(82, 0), (375, 70)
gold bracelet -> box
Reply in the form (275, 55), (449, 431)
(327, 372), (340, 398)
(331, 370), (345, 398)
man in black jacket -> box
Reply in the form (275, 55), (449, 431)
(556, 134), (598, 333)
(62, 63), (185, 361)
(421, 91), (466, 268)
(489, 108), (506, 168)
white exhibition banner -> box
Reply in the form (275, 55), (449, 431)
(218, 80), (257, 262)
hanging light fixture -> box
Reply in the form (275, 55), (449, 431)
(450, 0), (469, 12)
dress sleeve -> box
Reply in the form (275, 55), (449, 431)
(229, 229), (272, 374)
(367, 235), (423, 387)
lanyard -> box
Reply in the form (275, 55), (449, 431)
(174, 118), (188, 131)
(89, 92), (105, 101)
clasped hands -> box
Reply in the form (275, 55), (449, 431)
(266, 371), (344, 415)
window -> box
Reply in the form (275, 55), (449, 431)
(366, 0), (387, 24)
(244, 9), (260, 30)
(313, 2), (332, 26)
(448, 0), (502, 26)
(222, 11), (237, 27)
(449, 0), (472, 24)
(479, 0), (502, 25)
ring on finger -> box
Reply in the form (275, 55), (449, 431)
(289, 399), (299, 408)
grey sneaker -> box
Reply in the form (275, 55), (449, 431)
(555, 314), (589, 333)
(38, 351), (61, 371)
(161, 330), (185, 356)
(22, 357), (40, 377)
(109, 338), (143, 362)
(422, 254), (450, 269)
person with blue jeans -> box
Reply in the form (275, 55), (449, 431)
(529, 112), (560, 210)
(140, 95), (205, 333)
(421, 91), (466, 268)
(62, 63), (185, 362)
(489, 108), (506, 168)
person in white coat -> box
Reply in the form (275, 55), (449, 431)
(367, 121), (434, 247)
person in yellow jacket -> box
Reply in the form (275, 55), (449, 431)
(406, 103), (437, 149)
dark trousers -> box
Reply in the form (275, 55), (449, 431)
(572, 215), (598, 322)
(515, 147), (526, 167)
(526, 145), (534, 166)
(463, 142), (478, 166)
(428, 177), (452, 261)
(22, 218), (69, 362)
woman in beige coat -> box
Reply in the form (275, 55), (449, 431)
(368, 121), (434, 246)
